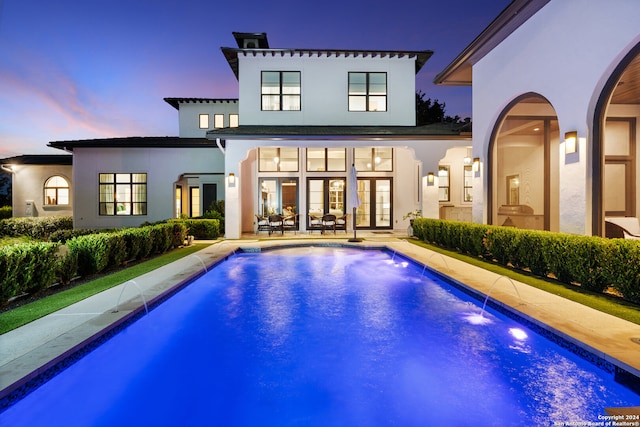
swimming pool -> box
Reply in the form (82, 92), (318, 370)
(1, 246), (638, 426)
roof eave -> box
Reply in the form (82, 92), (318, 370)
(434, 0), (550, 86)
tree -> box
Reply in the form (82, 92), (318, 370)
(0, 172), (10, 206)
(415, 90), (446, 125)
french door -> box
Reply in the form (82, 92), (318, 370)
(355, 178), (392, 229)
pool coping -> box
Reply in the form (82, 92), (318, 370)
(1, 238), (640, 412)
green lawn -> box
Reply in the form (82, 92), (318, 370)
(407, 239), (640, 326)
(0, 243), (209, 334)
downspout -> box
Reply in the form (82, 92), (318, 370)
(215, 138), (225, 154)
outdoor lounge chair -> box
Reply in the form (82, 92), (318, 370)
(322, 214), (337, 234)
(308, 214), (324, 233)
(605, 217), (640, 240)
(283, 214), (299, 234)
(256, 214), (270, 234)
(335, 214), (348, 233)
(268, 214), (284, 235)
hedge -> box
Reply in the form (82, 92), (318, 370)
(0, 206), (11, 220)
(169, 218), (220, 239)
(0, 216), (73, 240)
(413, 218), (640, 304)
(0, 222), (188, 305)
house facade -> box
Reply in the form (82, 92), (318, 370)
(435, 0), (640, 236)
(32, 32), (469, 236)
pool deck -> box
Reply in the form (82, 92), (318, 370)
(2, 232), (640, 408)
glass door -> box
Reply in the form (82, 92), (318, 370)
(355, 178), (392, 229)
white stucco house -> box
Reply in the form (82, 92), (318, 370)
(4, 31), (468, 237)
(5, 0), (638, 239)
(435, 0), (640, 237)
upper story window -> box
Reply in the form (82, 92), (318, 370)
(306, 148), (346, 172)
(199, 114), (209, 129)
(44, 175), (69, 205)
(261, 71), (301, 111)
(259, 147), (299, 172)
(229, 114), (239, 128)
(99, 173), (147, 216)
(354, 147), (393, 171)
(214, 114), (224, 128)
(348, 72), (387, 112)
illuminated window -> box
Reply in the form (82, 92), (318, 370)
(463, 165), (473, 202)
(214, 114), (224, 128)
(44, 175), (69, 205)
(348, 72), (387, 112)
(261, 71), (301, 111)
(259, 147), (299, 172)
(99, 173), (147, 215)
(354, 147), (392, 171)
(190, 187), (200, 217)
(306, 148), (346, 172)
(229, 114), (239, 127)
(438, 166), (450, 202)
(199, 114), (209, 129)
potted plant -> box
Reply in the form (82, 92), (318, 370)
(403, 210), (422, 225)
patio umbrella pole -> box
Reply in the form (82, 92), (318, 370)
(348, 206), (361, 242)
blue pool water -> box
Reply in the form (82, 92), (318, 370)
(1, 247), (638, 426)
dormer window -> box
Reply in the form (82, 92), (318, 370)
(261, 71), (301, 111)
(348, 72), (387, 112)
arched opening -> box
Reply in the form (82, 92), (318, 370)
(489, 94), (560, 231)
(594, 43), (640, 236)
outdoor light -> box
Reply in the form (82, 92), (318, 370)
(228, 173), (235, 185)
(565, 131), (578, 154)
(427, 172), (435, 186)
(472, 157), (480, 172)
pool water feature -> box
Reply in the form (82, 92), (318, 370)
(1, 247), (638, 426)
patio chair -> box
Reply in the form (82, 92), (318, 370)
(322, 214), (337, 234)
(308, 214), (324, 233)
(256, 214), (270, 234)
(268, 214), (284, 235)
(335, 214), (348, 233)
(283, 213), (299, 234)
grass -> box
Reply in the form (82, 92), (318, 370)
(407, 239), (640, 326)
(0, 243), (209, 334)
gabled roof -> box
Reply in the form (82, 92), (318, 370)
(48, 137), (215, 152)
(222, 47), (433, 79)
(434, 0), (550, 86)
(164, 98), (238, 110)
(207, 124), (469, 141)
(1, 154), (72, 165)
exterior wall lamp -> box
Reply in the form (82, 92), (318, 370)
(228, 173), (235, 185)
(427, 172), (435, 186)
(472, 157), (480, 172)
(565, 131), (578, 154)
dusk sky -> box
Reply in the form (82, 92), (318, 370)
(0, 0), (511, 158)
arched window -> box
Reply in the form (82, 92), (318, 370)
(44, 175), (69, 205)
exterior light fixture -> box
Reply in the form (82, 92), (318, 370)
(472, 157), (480, 172)
(228, 173), (235, 185)
(427, 172), (435, 186)
(565, 131), (578, 154)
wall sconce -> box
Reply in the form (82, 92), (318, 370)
(472, 157), (480, 172)
(228, 173), (235, 185)
(564, 131), (578, 154)
(427, 172), (435, 186)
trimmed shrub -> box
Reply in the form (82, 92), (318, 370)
(0, 216), (73, 239)
(0, 241), (59, 303)
(56, 245), (79, 285)
(67, 234), (111, 276)
(49, 228), (97, 243)
(170, 218), (219, 239)
(0, 206), (11, 219)
(107, 232), (128, 268)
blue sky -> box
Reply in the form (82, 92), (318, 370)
(0, 0), (511, 157)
